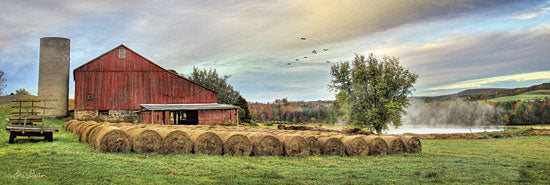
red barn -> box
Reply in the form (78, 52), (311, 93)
(73, 45), (238, 125)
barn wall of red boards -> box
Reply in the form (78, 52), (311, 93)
(73, 45), (238, 125)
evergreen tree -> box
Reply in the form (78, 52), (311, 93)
(187, 67), (250, 123)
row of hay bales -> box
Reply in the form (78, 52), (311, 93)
(64, 120), (421, 156)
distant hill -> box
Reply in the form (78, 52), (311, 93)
(417, 82), (550, 101)
(521, 90), (550, 95)
(0, 94), (25, 104)
(0, 94), (39, 105)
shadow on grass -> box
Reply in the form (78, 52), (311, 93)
(517, 162), (550, 183)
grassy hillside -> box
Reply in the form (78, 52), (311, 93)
(418, 82), (550, 101)
(488, 94), (550, 102)
(1, 105), (549, 184)
(521, 90), (550, 95)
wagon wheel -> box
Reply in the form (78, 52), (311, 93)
(45, 132), (53, 142)
(9, 132), (16, 144)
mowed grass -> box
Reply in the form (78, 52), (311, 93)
(488, 94), (550, 102)
(0, 113), (549, 183)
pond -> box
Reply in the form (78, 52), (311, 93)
(383, 125), (505, 134)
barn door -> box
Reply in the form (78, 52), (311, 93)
(186, 110), (199, 125)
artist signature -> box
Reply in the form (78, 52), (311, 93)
(10, 170), (47, 179)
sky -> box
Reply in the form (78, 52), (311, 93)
(0, 0), (549, 103)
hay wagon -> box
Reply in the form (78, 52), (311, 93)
(5, 99), (58, 143)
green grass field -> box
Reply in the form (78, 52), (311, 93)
(1, 105), (549, 184)
(521, 90), (550, 95)
(488, 94), (550, 102)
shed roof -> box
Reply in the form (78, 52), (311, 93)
(140, 103), (239, 111)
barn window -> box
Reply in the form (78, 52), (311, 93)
(88, 95), (94, 100)
(156, 114), (160, 121)
(99, 110), (108, 116)
(119, 48), (126, 58)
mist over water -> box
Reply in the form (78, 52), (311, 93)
(387, 98), (506, 134)
(384, 126), (504, 134)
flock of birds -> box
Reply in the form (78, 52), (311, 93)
(287, 37), (332, 66)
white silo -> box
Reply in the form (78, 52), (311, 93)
(38, 37), (70, 117)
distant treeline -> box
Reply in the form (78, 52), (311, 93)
(497, 99), (550, 125)
(249, 98), (335, 124)
(405, 98), (550, 126)
(249, 97), (550, 126)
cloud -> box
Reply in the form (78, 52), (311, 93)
(428, 71), (550, 90)
(365, 23), (550, 91)
(1, 0), (536, 56)
(0, 0), (548, 101)
(510, 2), (550, 20)
(512, 12), (539, 20)
(128, 0), (537, 68)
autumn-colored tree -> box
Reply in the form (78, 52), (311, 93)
(266, 105), (272, 120)
(280, 104), (287, 117)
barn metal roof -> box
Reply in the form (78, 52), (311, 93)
(140, 103), (239, 111)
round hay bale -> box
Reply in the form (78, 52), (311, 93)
(381, 136), (405, 154)
(118, 125), (141, 133)
(318, 137), (346, 155)
(76, 121), (97, 136)
(64, 120), (79, 131)
(186, 130), (223, 155)
(154, 128), (193, 154)
(88, 124), (108, 145)
(399, 135), (422, 153)
(66, 120), (82, 133)
(94, 126), (131, 152)
(77, 122), (97, 142)
(341, 136), (369, 156)
(126, 128), (163, 153)
(73, 122), (87, 135)
(81, 124), (101, 143)
(218, 132), (252, 156)
(278, 135), (310, 157)
(362, 136), (388, 155)
(304, 136), (322, 155)
(246, 133), (284, 156)
(114, 123), (136, 127)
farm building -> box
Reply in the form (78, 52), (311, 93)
(73, 45), (239, 125)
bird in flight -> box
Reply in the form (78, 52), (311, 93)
(323, 49), (329, 51)
(312, 50), (317, 54)
(300, 37), (306, 40)
(304, 56), (308, 59)
(295, 59), (300, 61)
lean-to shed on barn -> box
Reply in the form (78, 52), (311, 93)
(73, 45), (238, 125)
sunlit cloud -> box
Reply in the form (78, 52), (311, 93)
(510, 2), (550, 20)
(428, 71), (550, 90)
(512, 12), (539, 20)
(365, 23), (550, 90)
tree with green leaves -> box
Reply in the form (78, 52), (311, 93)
(15, 88), (30, 95)
(329, 54), (418, 134)
(166, 69), (179, 75)
(187, 67), (251, 123)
